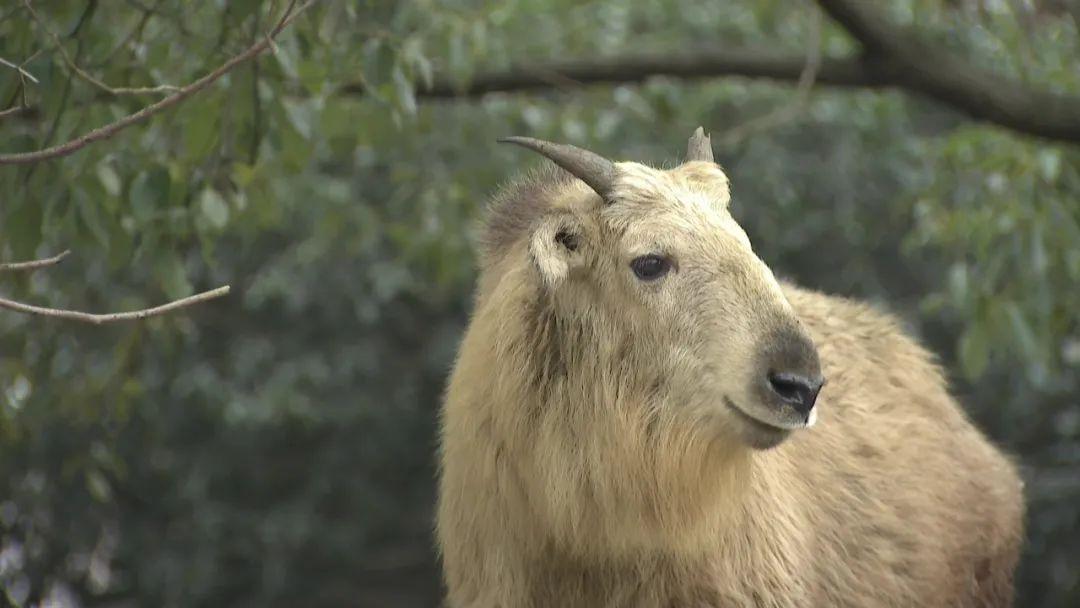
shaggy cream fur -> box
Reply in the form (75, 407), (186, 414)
(436, 148), (1023, 608)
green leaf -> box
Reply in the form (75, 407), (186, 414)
(1036, 149), (1061, 182)
(1004, 301), (1039, 359)
(129, 167), (171, 225)
(199, 188), (230, 230)
(76, 190), (111, 247)
(392, 65), (417, 116)
(183, 95), (222, 160)
(413, 52), (433, 90)
(298, 58), (329, 95)
(402, 37), (433, 89)
(154, 253), (193, 300)
(96, 163), (121, 198)
(85, 469), (112, 503)
(947, 262), (969, 309)
(958, 326), (990, 379)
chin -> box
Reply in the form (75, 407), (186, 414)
(723, 396), (795, 450)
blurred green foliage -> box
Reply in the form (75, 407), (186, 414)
(1, 1), (1078, 606)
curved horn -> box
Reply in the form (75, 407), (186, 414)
(498, 136), (616, 201)
(686, 126), (714, 163)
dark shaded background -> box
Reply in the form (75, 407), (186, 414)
(1, 1), (1078, 606)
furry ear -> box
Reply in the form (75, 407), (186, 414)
(529, 214), (584, 288)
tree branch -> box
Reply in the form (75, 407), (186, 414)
(0, 49), (41, 119)
(0, 55), (40, 84)
(339, 48), (884, 99)
(0, 0), (318, 165)
(813, 0), (900, 56)
(717, 7), (823, 149)
(0, 105), (27, 119)
(0, 249), (70, 271)
(5, 0), (1075, 145)
(22, 0), (179, 96)
(813, 0), (1080, 143)
(333, 4), (1080, 144)
(0, 251), (230, 323)
(0, 285), (231, 324)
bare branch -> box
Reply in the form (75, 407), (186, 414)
(0, 285), (231, 324)
(7, 0), (1077, 144)
(0, 50), (41, 120)
(813, 0), (1080, 142)
(0, 55), (40, 84)
(0, 0), (319, 165)
(22, 0), (179, 96)
(330, 2), (1080, 144)
(263, 0), (291, 57)
(92, 0), (161, 69)
(0, 250), (70, 272)
(718, 7), (823, 149)
(0, 105), (26, 119)
(0, 249), (229, 323)
(336, 48), (879, 99)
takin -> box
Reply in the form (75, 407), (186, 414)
(435, 128), (1024, 607)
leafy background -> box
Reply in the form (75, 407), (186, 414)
(1, 1), (1078, 606)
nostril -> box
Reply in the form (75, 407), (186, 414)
(767, 371), (823, 416)
(768, 372), (802, 401)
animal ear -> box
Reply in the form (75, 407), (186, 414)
(529, 214), (584, 288)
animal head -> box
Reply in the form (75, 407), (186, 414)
(483, 129), (824, 452)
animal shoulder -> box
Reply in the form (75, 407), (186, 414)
(782, 284), (939, 373)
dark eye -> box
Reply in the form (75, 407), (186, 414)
(630, 254), (672, 281)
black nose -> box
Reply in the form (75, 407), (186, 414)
(767, 371), (823, 417)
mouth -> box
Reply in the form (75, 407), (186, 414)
(724, 397), (788, 431)
(723, 396), (799, 450)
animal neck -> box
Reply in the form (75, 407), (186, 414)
(440, 262), (806, 605)
(484, 266), (765, 558)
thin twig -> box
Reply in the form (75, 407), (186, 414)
(19, 48), (45, 68)
(0, 250), (70, 272)
(91, 1), (158, 68)
(23, 0), (178, 96)
(11, 50), (44, 112)
(121, 0), (196, 40)
(1002, 0), (1036, 83)
(0, 106), (25, 119)
(264, 0), (290, 56)
(0, 0), (317, 165)
(0, 55), (40, 84)
(0, 285), (231, 324)
(250, 6), (267, 163)
(717, 8), (822, 149)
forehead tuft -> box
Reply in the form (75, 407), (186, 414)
(672, 161), (731, 203)
(480, 158), (732, 264)
(608, 162), (731, 217)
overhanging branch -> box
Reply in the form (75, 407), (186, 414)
(340, 49), (883, 99)
(0, 250), (230, 324)
(0, 0), (317, 165)
(0, 285), (231, 324)
(333, 3), (1080, 144)
(5, 0), (1077, 149)
(814, 0), (1080, 143)
(0, 249), (69, 271)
